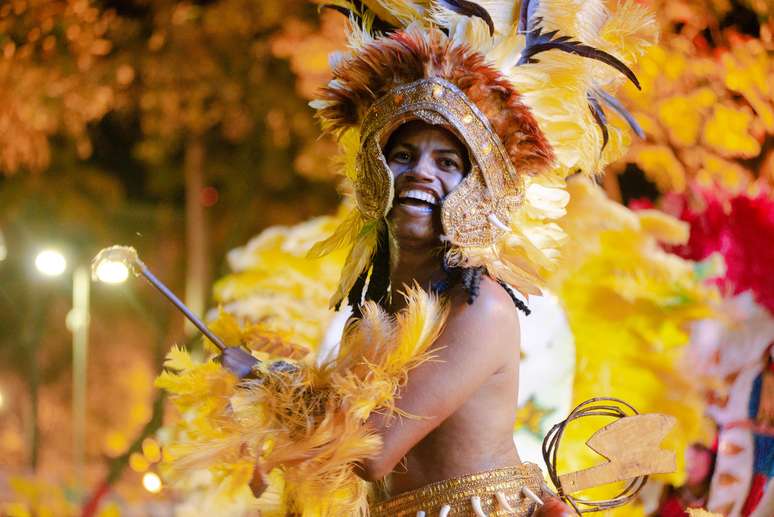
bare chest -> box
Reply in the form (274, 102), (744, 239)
(390, 369), (521, 494)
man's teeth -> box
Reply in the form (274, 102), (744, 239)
(400, 189), (437, 205)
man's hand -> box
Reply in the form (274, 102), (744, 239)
(220, 347), (259, 379)
(532, 495), (575, 517)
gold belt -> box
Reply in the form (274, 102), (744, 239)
(370, 463), (545, 516)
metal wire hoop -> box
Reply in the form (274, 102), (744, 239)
(541, 397), (648, 514)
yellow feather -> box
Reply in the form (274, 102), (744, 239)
(307, 209), (365, 259)
(327, 219), (380, 308)
(636, 209), (689, 246)
(337, 300), (395, 371)
(163, 345), (196, 371)
(549, 178), (716, 487)
(359, 0), (429, 26)
(160, 272), (453, 514)
(386, 284), (449, 374)
(598, 0), (659, 67)
(469, 0), (518, 35)
(534, 0), (607, 44)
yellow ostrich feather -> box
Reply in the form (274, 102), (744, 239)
(307, 210), (366, 260)
(337, 301), (396, 370)
(636, 209), (689, 245)
(211, 208), (350, 355)
(430, 0), (517, 40)
(420, 0), (657, 177)
(305, 208), (382, 312)
(333, 286), (449, 420)
(532, 0), (608, 44)
(597, 0), (659, 66)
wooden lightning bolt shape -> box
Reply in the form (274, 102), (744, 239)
(559, 413), (677, 493)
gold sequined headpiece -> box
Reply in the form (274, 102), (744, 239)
(357, 77), (523, 248)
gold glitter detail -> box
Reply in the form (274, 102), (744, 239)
(356, 78), (524, 247)
(370, 463), (544, 517)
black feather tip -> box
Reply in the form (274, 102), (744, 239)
(438, 0), (495, 36)
(518, 25), (642, 91)
(587, 93), (610, 153)
(320, 1), (398, 35)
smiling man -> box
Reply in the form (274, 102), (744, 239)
(224, 112), (563, 514)
(370, 119), (523, 476)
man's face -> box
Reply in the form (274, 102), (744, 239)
(384, 120), (469, 247)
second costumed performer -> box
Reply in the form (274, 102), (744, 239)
(161, 1), (662, 515)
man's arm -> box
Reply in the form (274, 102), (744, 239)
(357, 278), (520, 480)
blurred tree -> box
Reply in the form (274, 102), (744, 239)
(0, 0), (123, 176)
(0, 0), (341, 507)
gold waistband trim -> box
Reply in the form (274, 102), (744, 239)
(370, 463), (545, 517)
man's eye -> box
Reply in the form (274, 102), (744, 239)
(440, 158), (460, 170)
(392, 151), (411, 163)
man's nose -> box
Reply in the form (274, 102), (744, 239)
(405, 153), (435, 182)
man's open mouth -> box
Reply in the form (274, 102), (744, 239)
(396, 189), (439, 212)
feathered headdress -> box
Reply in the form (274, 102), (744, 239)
(310, 0), (657, 308)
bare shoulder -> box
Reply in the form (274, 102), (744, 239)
(446, 276), (520, 327)
(441, 275), (521, 358)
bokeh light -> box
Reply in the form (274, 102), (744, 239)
(34, 249), (67, 276)
(200, 186), (219, 207)
(94, 259), (129, 284)
(142, 471), (162, 493)
(142, 437), (161, 463)
(129, 452), (149, 473)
